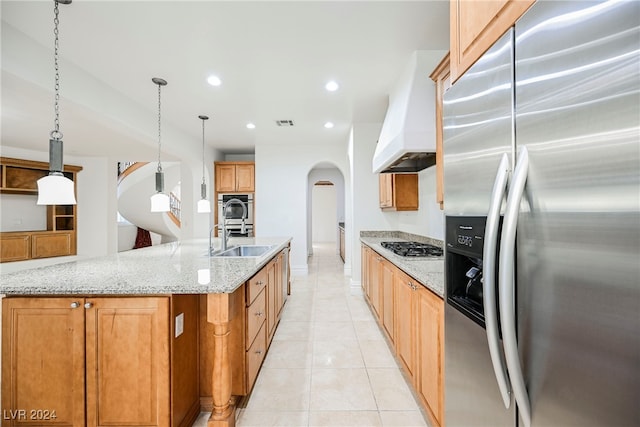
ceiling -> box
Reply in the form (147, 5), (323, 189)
(1, 1), (449, 161)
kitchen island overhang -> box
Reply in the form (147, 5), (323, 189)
(0, 236), (292, 427)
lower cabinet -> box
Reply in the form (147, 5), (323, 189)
(1, 296), (171, 427)
(361, 244), (445, 427)
(416, 286), (444, 426)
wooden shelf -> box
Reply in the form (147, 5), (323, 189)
(1, 157), (82, 262)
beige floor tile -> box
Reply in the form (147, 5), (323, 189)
(313, 340), (365, 368)
(245, 368), (311, 411)
(368, 368), (420, 411)
(353, 319), (386, 341)
(314, 321), (357, 341)
(273, 321), (314, 341)
(263, 340), (313, 369)
(379, 410), (429, 427)
(310, 368), (377, 410)
(359, 340), (399, 368)
(309, 410), (382, 426)
(236, 410), (309, 427)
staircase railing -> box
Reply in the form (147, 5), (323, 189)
(169, 192), (181, 227)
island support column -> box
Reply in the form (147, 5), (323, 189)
(206, 292), (237, 427)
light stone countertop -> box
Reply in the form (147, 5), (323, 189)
(0, 237), (291, 296)
(360, 232), (444, 298)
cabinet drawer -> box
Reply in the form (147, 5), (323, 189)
(246, 322), (267, 392)
(246, 287), (266, 350)
(0, 233), (31, 262)
(247, 269), (267, 305)
(32, 232), (75, 258)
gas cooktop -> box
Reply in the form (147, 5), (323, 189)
(380, 241), (444, 258)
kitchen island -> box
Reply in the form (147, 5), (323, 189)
(0, 236), (291, 427)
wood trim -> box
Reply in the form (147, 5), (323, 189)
(430, 52), (451, 211)
(168, 211), (181, 227)
(117, 161), (149, 184)
(0, 156), (83, 173)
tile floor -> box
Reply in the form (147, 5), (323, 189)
(194, 242), (429, 427)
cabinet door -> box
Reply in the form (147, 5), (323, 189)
(215, 164), (237, 192)
(368, 252), (382, 319)
(378, 174), (392, 207)
(361, 245), (370, 297)
(417, 288), (444, 426)
(450, 0), (534, 82)
(0, 234), (30, 262)
(430, 53), (451, 211)
(85, 297), (170, 427)
(235, 164), (255, 192)
(266, 261), (277, 341)
(31, 232), (75, 259)
(395, 274), (416, 381)
(381, 260), (395, 343)
(2, 297), (86, 427)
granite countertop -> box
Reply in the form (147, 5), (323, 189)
(360, 231), (444, 298)
(0, 237), (291, 296)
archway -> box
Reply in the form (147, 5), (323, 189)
(307, 163), (345, 259)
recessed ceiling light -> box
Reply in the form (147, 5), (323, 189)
(324, 122), (334, 129)
(246, 123), (256, 129)
(207, 75), (221, 86)
(325, 80), (339, 92)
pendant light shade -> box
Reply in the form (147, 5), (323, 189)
(150, 77), (170, 213)
(38, 0), (76, 206)
(197, 115), (211, 214)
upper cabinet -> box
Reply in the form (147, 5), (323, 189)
(215, 161), (255, 193)
(0, 157), (82, 263)
(379, 173), (419, 211)
(450, 0), (535, 83)
(430, 53), (451, 211)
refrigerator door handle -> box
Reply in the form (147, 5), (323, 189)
(499, 147), (532, 427)
(483, 153), (512, 409)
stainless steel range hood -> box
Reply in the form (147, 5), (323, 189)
(372, 50), (447, 174)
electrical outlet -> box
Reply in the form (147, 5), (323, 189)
(175, 313), (184, 338)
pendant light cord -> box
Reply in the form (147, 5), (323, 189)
(201, 118), (206, 185)
(157, 83), (162, 173)
(51, 0), (62, 140)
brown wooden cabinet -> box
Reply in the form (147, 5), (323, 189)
(450, 0), (535, 83)
(361, 244), (370, 298)
(2, 296), (171, 427)
(416, 286), (444, 426)
(0, 157), (81, 263)
(430, 53), (451, 211)
(379, 173), (419, 211)
(381, 259), (395, 344)
(395, 271), (417, 382)
(214, 161), (255, 193)
(360, 243), (444, 427)
(339, 226), (345, 262)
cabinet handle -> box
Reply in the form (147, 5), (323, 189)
(255, 350), (263, 355)
(84, 302), (93, 309)
(70, 301), (80, 309)
(255, 311), (264, 317)
(256, 280), (263, 286)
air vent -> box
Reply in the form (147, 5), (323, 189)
(275, 120), (294, 127)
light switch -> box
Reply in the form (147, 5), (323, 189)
(175, 312), (184, 338)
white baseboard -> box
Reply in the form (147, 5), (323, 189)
(343, 265), (352, 276)
(350, 279), (363, 295)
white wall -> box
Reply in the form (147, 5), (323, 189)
(311, 185), (337, 243)
(347, 123), (445, 287)
(255, 143), (349, 276)
(0, 194), (47, 231)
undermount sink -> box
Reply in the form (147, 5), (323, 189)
(211, 245), (275, 257)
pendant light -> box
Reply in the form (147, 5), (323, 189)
(197, 115), (211, 213)
(37, 0), (76, 206)
(150, 77), (170, 213)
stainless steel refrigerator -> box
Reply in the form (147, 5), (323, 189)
(442, 1), (639, 426)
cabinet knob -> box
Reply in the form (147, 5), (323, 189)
(255, 350), (263, 355)
(256, 280), (263, 286)
(84, 302), (93, 309)
(70, 301), (80, 309)
(255, 311), (264, 317)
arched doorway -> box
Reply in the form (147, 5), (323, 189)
(307, 164), (345, 259)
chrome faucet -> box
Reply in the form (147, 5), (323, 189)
(219, 198), (247, 251)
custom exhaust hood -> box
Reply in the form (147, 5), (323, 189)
(372, 50), (447, 174)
